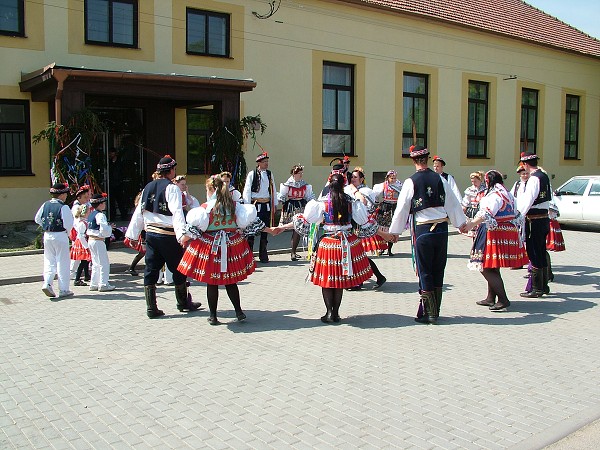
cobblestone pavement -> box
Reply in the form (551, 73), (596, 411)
(1, 229), (599, 449)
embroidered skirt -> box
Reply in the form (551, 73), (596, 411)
(124, 237), (146, 254)
(178, 230), (255, 285)
(360, 233), (388, 254)
(70, 240), (91, 261)
(279, 199), (307, 226)
(376, 202), (397, 229)
(468, 222), (528, 271)
(310, 234), (373, 288)
(546, 219), (565, 252)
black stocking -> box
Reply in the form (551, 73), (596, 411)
(291, 231), (301, 255)
(207, 284), (219, 317)
(482, 269), (508, 304)
(225, 284), (242, 313)
(130, 252), (144, 270)
(369, 258), (384, 281)
(332, 288), (343, 320)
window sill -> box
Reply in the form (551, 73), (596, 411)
(0, 172), (35, 177)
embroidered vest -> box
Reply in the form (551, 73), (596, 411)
(409, 169), (445, 213)
(141, 178), (172, 216)
(323, 195), (352, 226)
(382, 182), (401, 202)
(529, 170), (551, 215)
(286, 184), (308, 201)
(87, 210), (101, 231)
(41, 200), (66, 232)
(251, 169), (272, 195)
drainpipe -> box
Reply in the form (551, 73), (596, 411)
(54, 71), (68, 125)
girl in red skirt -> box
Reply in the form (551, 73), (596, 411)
(285, 173), (376, 323)
(178, 176), (276, 325)
(464, 170), (528, 311)
(70, 204), (92, 286)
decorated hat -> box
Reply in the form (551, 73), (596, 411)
(386, 170), (397, 177)
(342, 155), (351, 164)
(331, 163), (345, 174)
(50, 183), (70, 194)
(75, 184), (90, 197)
(156, 154), (177, 171)
(516, 163), (526, 173)
(256, 151), (269, 162)
(432, 155), (446, 165)
(520, 152), (538, 163)
(90, 193), (108, 205)
(409, 145), (430, 159)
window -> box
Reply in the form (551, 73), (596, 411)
(187, 108), (216, 175)
(322, 62), (354, 156)
(0, 0), (24, 36)
(556, 178), (588, 196)
(0, 100), (31, 175)
(402, 73), (428, 156)
(564, 94), (580, 159)
(85, 0), (138, 48)
(520, 88), (538, 154)
(589, 180), (600, 196)
(186, 8), (230, 57)
(467, 81), (488, 157)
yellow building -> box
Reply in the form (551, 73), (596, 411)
(1, 0), (599, 222)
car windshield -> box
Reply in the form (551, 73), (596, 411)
(557, 178), (588, 195)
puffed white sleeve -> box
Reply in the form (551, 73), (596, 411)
(185, 206), (209, 231)
(278, 183), (289, 202)
(304, 184), (315, 201)
(351, 200), (369, 225)
(372, 183), (384, 200)
(235, 203), (258, 229)
(302, 199), (325, 224)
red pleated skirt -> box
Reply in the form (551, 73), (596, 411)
(470, 222), (528, 269)
(361, 234), (388, 254)
(70, 240), (91, 261)
(124, 237), (146, 254)
(310, 234), (373, 288)
(546, 219), (565, 252)
(178, 230), (255, 285)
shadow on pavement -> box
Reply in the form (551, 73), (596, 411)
(225, 309), (323, 332)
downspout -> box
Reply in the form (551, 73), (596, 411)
(53, 71), (69, 125)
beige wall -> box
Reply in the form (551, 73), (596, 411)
(1, 0), (599, 222)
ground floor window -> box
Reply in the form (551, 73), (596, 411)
(187, 108), (216, 174)
(0, 100), (31, 176)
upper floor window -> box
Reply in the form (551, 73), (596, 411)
(402, 73), (428, 156)
(322, 62), (354, 156)
(0, 0), (24, 37)
(85, 0), (138, 48)
(0, 100), (31, 176)
(520, 88), (538, 154)
(564, 94), (580, 160)
(187, 8), (230, 57)
(187, 108), (217, 175)
(467, 81), (489, 158)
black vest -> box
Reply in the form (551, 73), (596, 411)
(529, 170), (551, 215)
(41, 200), (66, 232)
(88, 210), (101, 230)
(440, 172), (449, 181)
(409, 169), (445, 213)
(141, 178), (172, 216)
(251, 169), (272, 194)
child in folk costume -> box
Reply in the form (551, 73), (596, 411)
(71, 204), (92, 286)
(278, 164), (314, 261)
(87, 194), (115, 292)
(70, 185), (91, 279)
(34, 183), (75, 299)
(373, 170), (403, 256)
(464, 170), (528, 311)
(178, 175), (277, 325)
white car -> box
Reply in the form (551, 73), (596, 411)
(553, 175), (600, 225)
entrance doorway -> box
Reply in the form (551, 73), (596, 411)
(90, 107), (145, 222)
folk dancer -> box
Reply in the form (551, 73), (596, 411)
(432, 155), (462, 202)
(87, 194), (115, 292)
(516, 152), (551, 298)
(34, 183), (74, 299)
(389, 146), (467, 324)
(220, 171), (244, 203)
(464, 170), (528, 311)
(71, 204), (92, 286)
(70, 184), (91, 280)
(278, 164), (314, 261)
(125, 155), (201, 318)
(373, 170), (402, 256)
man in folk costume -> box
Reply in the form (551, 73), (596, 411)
(389, 146), (467, 324)
(34, 183), (75, 299)
(125, 155), (201, 318)
(432, 155), (462, 202)
(242, 151), (278, 263)
(516, 152), (551, 298)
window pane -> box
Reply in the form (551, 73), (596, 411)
(527, 110), (536, 138)
(323, 134), (351, 155)
(187, 12), (206, 53)
(323, 65), (350, 86)
(469, 82), (487, 100)
(413, 98), (426, 133)
(208, 15), (226, 55)
(475, 104), (486, 136)
(322, 89), (336, 129)
(0, 103), (24, 123)
(188, 111), (214, 130)
(0, 0), (20, 33)
(1, 130), (26, 171)
(112, 2), (134, 45)
(404, 75), (425, 94)
(589, 181), (600, 195)
(402, 136), (424, 154)
(467, 139), (485, 157)
(88, 0), (109, 42)
(187, 135), (207, 172)
(337, 91), (350, 130)
(468, 103), (476, 135)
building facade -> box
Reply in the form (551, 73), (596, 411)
(1, 0), (599, 222)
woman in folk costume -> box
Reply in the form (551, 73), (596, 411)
(464, 170), (528, 311)
(70, 204), (92, 286)
(345, 167), (388, 290)
(373, 169), (402, 256)
(278, 164), (314, 261)
(219, 171), (244, 203)
(178, 175), (275, 325)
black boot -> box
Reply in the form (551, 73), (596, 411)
(546, 251), (554, 282)
(175, 283), (201, 312)
(434, 287), (443, 317)
(387, 242), (393, 256)
(145, 285), (164, 319)
(414, 292), (437, 324)
(542, 266), (551, 295)
(520, 268), (543, 298)
(259, 233), (269, 263)
(321, 288), (334, 323)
